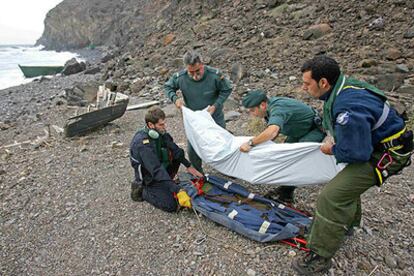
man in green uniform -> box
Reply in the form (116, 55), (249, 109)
(240, 89), (325, 202)
(292, 55), (412, 275)
(164, 50), (233, 173)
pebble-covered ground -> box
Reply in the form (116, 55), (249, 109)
(1, 67), (413, 276)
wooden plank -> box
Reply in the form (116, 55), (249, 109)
(126, 101), (160, 111)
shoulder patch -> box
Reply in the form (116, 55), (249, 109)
(142, 139), (150, 144)
(206, 66), (220, 75)
(175, 69), (187, 78)
(336, 112), (350, 125)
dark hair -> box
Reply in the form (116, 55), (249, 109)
(301, 55), (341, 85)
(145, 107), (165, 124)
(183, 50), (202, 66)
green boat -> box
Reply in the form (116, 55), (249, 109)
(18, 64), (64, 78)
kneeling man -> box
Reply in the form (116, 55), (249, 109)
(129, 107), (203, 212)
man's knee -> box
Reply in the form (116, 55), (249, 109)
(161, 200), (178, 212)
(153, 195), (178, 212)
(316, 186), (339, 212)
(142, 188), (178, 213)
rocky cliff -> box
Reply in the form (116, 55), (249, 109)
(36, 0), (220, 50)
(38, 0), (414, 116)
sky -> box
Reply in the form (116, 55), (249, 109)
(0, 0), (63, 45)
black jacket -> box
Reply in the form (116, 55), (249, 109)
(129, 129), (190, 193)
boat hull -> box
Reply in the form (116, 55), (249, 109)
(18, 65), (64, 78)
(64, 97), (129, 137)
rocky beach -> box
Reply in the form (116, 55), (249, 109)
(1, 0), (414, 275)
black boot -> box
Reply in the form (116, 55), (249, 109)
(265, 186), (295, 203)
(130, 180), (144, 202)
(292, 251), (332, 275)
(345, 227), (355, 237)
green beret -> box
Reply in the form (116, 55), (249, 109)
(242, 90), (267, 108)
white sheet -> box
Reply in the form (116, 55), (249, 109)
(182, 107), (345, 186)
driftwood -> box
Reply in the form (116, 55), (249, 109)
(0, 128), (50, 149)
(126, 101), (159, 111)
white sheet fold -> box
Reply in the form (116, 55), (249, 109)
(183, 107), (344, 186)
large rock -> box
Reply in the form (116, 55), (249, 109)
(386, 48), (402, 61)
(64, 82), (100, 106)
(397, 85), (414, 95)
(231, 63), (246, 83)
(368, 17), (385, 31)
(303, 24), (332, 40)
(403, 27), (414, 39)
(269, 3), (289, 18)
(62, 58), (86, 75)
(84, 66), (101, 75)
(369, 73), (406, 92)
(224, 111), (241, 122)
(163, 33), (175, 46)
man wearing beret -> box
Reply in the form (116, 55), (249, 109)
(240, 89), (325, 202)
(164, 50), (233, 173)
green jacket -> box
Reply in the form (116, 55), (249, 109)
(266, 97), (317, 139)
(164, 66), (232, 116)
(322, 74), (387, 138)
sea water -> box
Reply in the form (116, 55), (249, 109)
(0, 45), (79, 90)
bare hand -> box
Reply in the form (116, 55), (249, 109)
(175, 98), (184, 109)
(187, 166), (203, 178)
(320, 140), (334, 155)
(239, 142), (251, 153)
(207, 105), (216, 114)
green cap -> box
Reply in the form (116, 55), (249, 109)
(242, 90), (267, 108)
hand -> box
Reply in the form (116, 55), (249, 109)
(207, 105), (216, 114)
(320, 140), (334, 155)
(177, 190), (192, 208)
(175, 98), (184, 109)
(187, 166), (203, 178)
(239, 142), (251, 153)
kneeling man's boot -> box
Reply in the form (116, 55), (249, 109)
(130, 180), (144, 202)
(292, 251), (332, 275)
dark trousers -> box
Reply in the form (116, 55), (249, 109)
(142, 160), (180, 212)
(188, 112), (226, 173)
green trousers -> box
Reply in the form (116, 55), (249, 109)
(307, 162), (376, 258)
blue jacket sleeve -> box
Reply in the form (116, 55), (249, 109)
(332, 94), (377, 163)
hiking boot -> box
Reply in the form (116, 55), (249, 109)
(130, 181), (144, 202)
(292, 251), (332, 275)
(265, 186), (295, 204)
(345, 227), (354, 237)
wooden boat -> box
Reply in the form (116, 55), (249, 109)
(64, 87), (129, 137)
(18, 64), (64, 78)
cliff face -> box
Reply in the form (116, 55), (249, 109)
(36, 0), (159, 50)
(36, 0), (220, 51)
(37, 0), (414, 118)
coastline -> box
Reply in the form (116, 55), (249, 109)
(0, 46), (103, 91)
